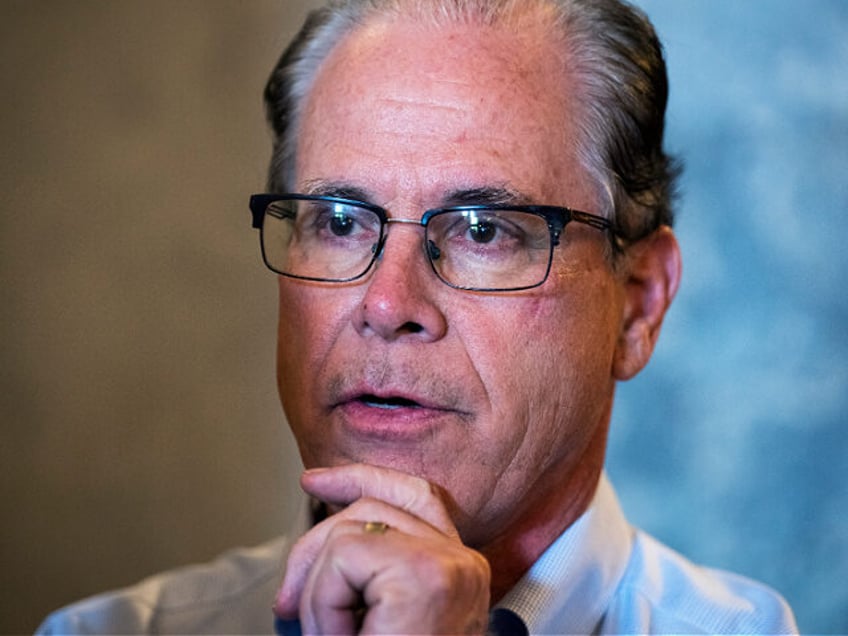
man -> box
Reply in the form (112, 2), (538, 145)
(40, 0), (797, 634)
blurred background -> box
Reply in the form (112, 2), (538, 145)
(1, 1), (845, 633)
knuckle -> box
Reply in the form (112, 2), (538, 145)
(417, 546), (488, 594)
(403, 476), (437, 510)
(286, 531), (317, 568)
(325, 519), (362, 544)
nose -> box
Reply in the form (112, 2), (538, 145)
(353, 224), (448, 342)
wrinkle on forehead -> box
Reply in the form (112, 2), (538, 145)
(367, 96), (473, 140)
(377, 95), (468, 112)
(296, 8), (596, 215)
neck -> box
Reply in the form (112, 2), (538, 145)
(481, 420), (609, 604)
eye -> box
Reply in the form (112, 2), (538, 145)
(468, 221), (497, 244)
(433, 211), (518, 248)
(433, 209), (551, 256)
(328, 212), (354, 236)
(460, 212), (525, 247)
(307, 203), (362, 236)
(299, 200), (381, 247)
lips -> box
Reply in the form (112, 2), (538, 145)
(328, 381), (471, 442)
(335, 388), (445, 413)
(357, 394), (423, 409)
(322, 358), (476, 444)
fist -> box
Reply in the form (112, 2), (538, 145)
(274, 464), (491, 635)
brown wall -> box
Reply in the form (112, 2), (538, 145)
(1, 2), (319, 632)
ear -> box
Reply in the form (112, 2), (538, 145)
(613, 226), (682, 380)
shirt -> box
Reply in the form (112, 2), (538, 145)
(498, 476), (797, 634)
(37, 474), (797, 635)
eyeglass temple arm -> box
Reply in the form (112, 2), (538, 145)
(570, 209), (613, 231)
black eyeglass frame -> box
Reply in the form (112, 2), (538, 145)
(249, 193), (617, 292)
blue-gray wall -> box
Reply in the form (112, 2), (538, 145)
(609, 2), (847, 633)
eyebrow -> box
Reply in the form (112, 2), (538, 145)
(300, 180), (373, 202)
(299, 180), (536, 209)
(441, 186), (535, 207)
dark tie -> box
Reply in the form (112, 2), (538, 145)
(274, 616), (301, 636)
(488, 607), (530, 636)
(274, 608), (528, 635)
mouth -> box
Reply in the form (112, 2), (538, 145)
(331, 387), (464, 441)
(333, 384), (445, 412)
(356, 394), (424, 410)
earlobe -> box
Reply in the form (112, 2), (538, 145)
(613, 226), (682, 381)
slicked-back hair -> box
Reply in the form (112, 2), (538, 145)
(263, 0), (679, 250)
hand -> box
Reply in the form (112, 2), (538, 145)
(274, 464), (491, 635)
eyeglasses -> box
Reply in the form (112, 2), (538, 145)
(249, 193), (614, 292)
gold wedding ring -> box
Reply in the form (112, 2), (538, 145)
(363, 520), (390, 535)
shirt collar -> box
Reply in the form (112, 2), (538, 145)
(496, 473), (634, 635)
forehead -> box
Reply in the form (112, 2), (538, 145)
(296, 11), (593, 207)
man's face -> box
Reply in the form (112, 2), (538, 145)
(276, 13), (627, 547)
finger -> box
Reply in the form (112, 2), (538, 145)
(276, 464), (460, 619)
(300, 521), (490, 635)
(301, 464), (457, 534)
(274, 497), (450, 618)
(299, 520), (375, 636)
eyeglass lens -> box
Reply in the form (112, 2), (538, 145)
(261, 198), (553, 290)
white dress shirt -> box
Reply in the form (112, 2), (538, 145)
(38, 474), (797, 635)
(498, 475), (797, 634)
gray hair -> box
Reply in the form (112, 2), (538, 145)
(263, 0), (679, 245)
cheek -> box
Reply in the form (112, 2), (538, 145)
(276, 284), (310, 370)
(275, 283), (350, 402)
(471, 274), (621, 421)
